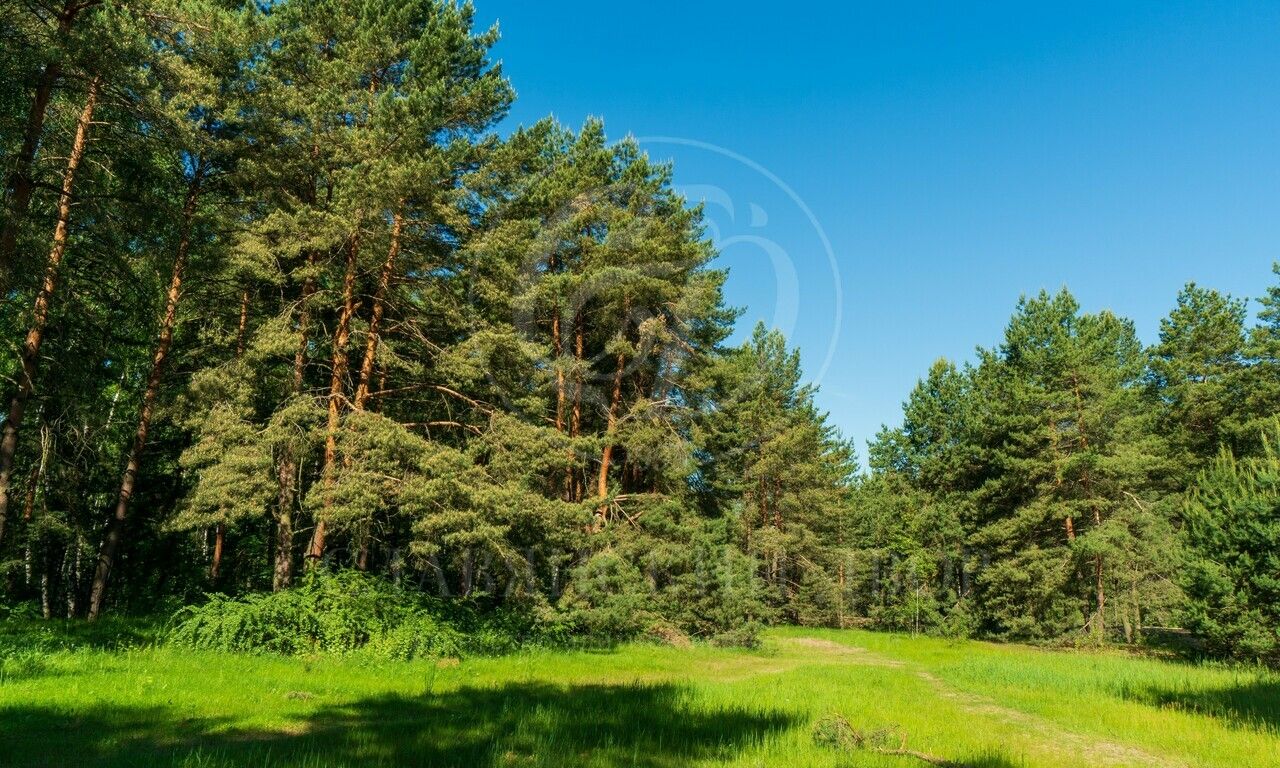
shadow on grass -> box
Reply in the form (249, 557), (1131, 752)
(2, 681), (796, 767)
(0, 616), (165, 652)
(1118, 677), (1280, 733)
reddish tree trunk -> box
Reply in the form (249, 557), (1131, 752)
(209, 524), (225, 579)
(594, 351), (626, 527)
(0, 1), (88, 290)
(553, 309), (565, 432)
(0, 77), (100, 548)
(348, 211), (402, 569)
(88, 159), (203, 620)
(570, 316), (584, 501)
(307, 232), (360, 564)
(353, 211), (401, 410)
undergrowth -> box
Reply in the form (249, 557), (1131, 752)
(167, 570), (561, 659)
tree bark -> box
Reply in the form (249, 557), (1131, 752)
(0, 0), (89, 291)
(571, 316), (584, 437)
(209, 524), (224, 579)
(273, 255), (317, 591)
(348, 211), (401, 570)
(570, 315), (584, 501)
(307, 231), (360, 564)
(594, 350), (626, 527)
(553, 308), (565, 432)
(0, 77), (100, 549)
(87, 160), (203, 620)
(352, 210), (401, 411)
(235, 287), (250, 357)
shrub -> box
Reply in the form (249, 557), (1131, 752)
(168, 570), (534, 659)
(710, 622), (762, 649)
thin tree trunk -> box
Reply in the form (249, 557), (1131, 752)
(571, 315), (583, 438)
(87, 160), (203, 621)
(594, 350), (626, 527)
(349, 212), (401, 569)
(1094, 554), (1106, 640)
(570, 315), (584, 501)
(353, 210), (400, 411)
(307, 231), (360, 564)
(22, 466), (39, 521)
(0, 77), (100, 549)
(62, 538), (77, 618)
(235, 287), (250, 357)
(553, 308), (565, 432)
(209, 524), (224, 579)
(40, 560), (52, 619)
(273, 256), (317, 591)
(274, 459), (297, 591)
(0, 0), (88, 290)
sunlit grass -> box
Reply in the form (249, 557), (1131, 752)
(2, 625), (1276, 767)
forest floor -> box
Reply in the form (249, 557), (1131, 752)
(0, 624), (1277, 767)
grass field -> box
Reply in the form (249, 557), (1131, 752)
(1, 625), (1277, 767)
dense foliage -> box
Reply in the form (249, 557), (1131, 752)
(0, 0), (851, 646)
(1, 0), (1276, 663)
(862, 281), (1280, 661)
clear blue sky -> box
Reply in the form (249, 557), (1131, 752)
(475, 1), (1280, 456)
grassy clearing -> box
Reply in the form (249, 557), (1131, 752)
(1, 625), (1276, 767)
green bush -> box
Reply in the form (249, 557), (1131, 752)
(167, 571), (539, 659)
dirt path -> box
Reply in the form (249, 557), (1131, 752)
(780, 636), (1186, 768)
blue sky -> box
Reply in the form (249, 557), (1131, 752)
(476, 1), (1280, 455)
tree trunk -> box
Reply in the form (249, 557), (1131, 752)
(570, 315), (584, 501)
(0, 77), (100, 549)
(273, 256), (317, 591)
(346, 212), (402, 569)
(594, 351), (626, 527)
(553, 308), (565, 432)
(571, 316), (584, 438)
(235, 287), (250, 357)
(353, 210), (400, 411)
(0, 0), (88, 291)
(274, 460), (296, 590)
(307, 231), (360, 564)
(209, 523), (224, 579)
(1094, 554), (1106, 641)
(87, 159), (202, 621)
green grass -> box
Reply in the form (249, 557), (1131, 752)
(1, 624), (1277, 767)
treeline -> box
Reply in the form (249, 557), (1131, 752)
(2, 1), (1275, 663)
(0, 0), (853, 641)
(857, 281), (1280, 662)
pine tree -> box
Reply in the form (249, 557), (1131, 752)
(969, 290), (1171, 640)
(1182, 431), (1280, 663)
(1148, 283), (1249, 469)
